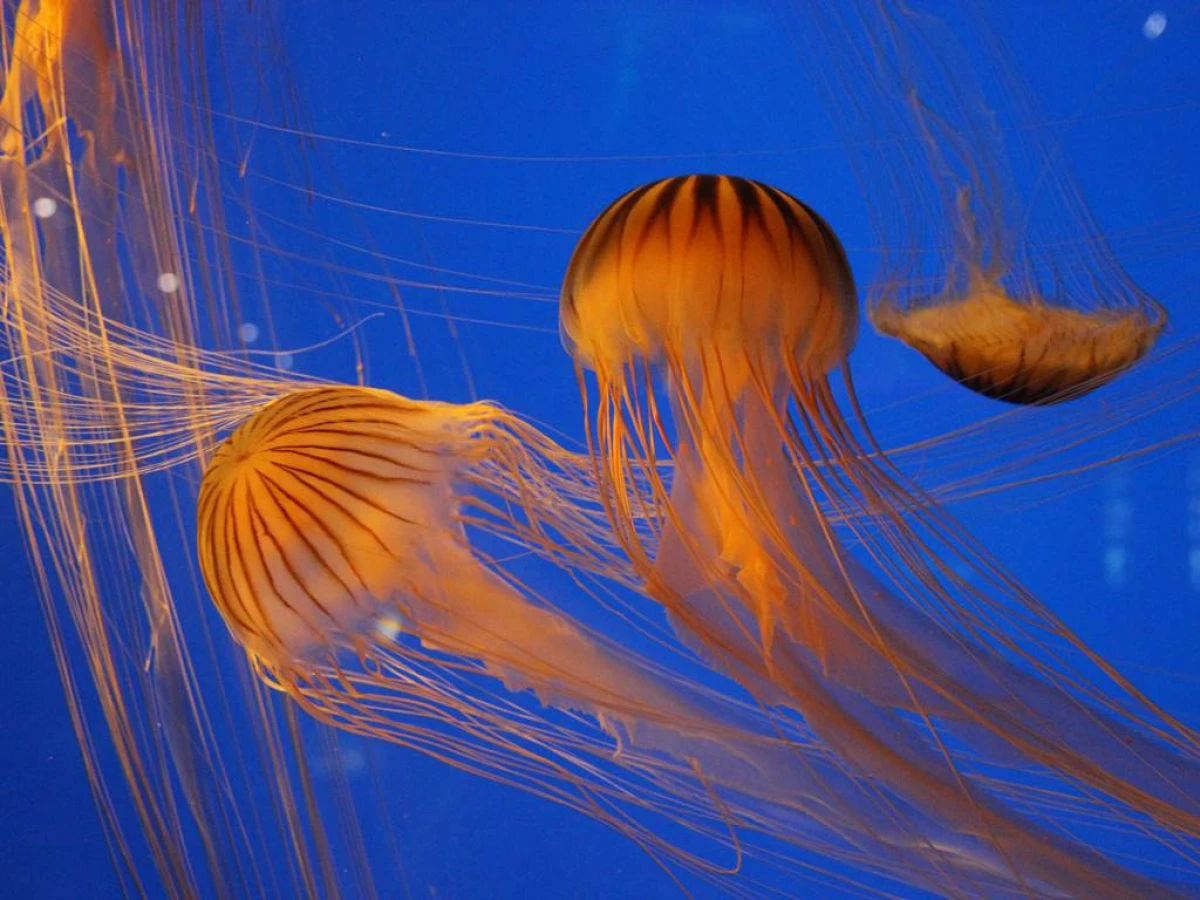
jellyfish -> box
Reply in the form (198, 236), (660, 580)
(784, 2), (1167, 404)
(870, 277), (1164, 405)
(202, 382), (1087, 896)
(561, 173), (1200, 897)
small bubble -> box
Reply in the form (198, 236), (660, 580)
(275, 352), (295, 371)
(157, 272), (180, 293)
(238, 321), (260, 343)
(32, 197), (57, 218)
(375, 617), (402, 641)
(1143, 11), (1167, 39)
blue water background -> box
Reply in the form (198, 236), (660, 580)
(1, 1), (1197, 897)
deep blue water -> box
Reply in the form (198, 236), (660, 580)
(1, 2), (1197, 897)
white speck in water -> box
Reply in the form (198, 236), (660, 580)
(275, 351), (295, 371)
(375, 617), (402, 642)
(238, 321), (260, 343)
(157, 272), (180, 293)
(32, 197), (57, 218)
(1143, 12), (1167, 40)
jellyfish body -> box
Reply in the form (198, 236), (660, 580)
(562, 175), (859, 659)
(561, 174), (1199, 897)
(872, 281), (1164, 404)
(197, 387), (463, 665)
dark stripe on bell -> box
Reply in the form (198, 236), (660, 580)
(638, 176), (687, 254)
(691, 175), (720, 225)
(566, 179), (661, 301)
(760, 184), (807, 244)
(728, 177), (766, 239)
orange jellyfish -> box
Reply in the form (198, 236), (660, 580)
(196, 385), (799, 884)
(200, 382), (1051, 896)
(786, 3), (1166, 404)
(561, 173), (1199, 897)
(870, 271), (1165, 405)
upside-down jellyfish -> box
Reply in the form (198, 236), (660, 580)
(786, 2), (1166, 404)
(561, 173), (1199, 897)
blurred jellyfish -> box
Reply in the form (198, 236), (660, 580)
(786, 3), (1166, 404)
(561, 174), (1199, 897)
(0, 0), (383, 896)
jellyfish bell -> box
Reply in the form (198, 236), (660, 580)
(872, 277), (1166, 405)
(197, 386), (471, 667)
(562, 174), (857, 384)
